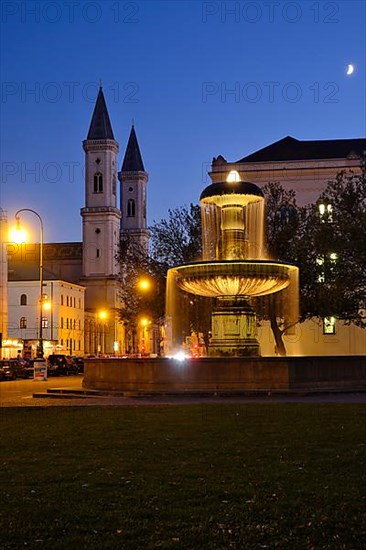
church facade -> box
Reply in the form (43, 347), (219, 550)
(6, 88), (149, 357)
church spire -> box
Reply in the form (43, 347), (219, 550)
(121, 125), (145, 172)
(87, 87), (115, 140)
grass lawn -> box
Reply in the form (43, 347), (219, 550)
(0, 404), (365, 549)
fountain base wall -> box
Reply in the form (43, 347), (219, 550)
(83, 356), (366, 393)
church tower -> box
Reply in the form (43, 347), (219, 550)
(81, 87), (121, 281)
(118, 125), (149, 253)
(81, 88), (121, 322)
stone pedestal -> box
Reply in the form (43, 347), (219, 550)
(209, 296), (260, 357)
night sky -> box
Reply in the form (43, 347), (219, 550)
(1, 0), (365, 242)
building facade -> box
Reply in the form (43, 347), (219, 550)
(211, 136), (366, 206)
(8, 280), (85, 357)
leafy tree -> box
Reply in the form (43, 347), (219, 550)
(260, 173), (366, 355)
(296, 171), (366, 328)
(118, 237), (165, 353)
(149, 204), (212, 352)
(118, 204), (206, 354)
(256, 182), (302, 355)
(149, 204), (202, 268)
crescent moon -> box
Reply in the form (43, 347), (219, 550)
(346, 64), (354, 75)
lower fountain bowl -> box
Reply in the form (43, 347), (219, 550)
(171, 260), (298, 298)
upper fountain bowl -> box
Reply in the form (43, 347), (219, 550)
(200, 181), (264, 207)
(172, 260), (298, 298)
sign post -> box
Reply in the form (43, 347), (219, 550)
(33, 359), (47, 381)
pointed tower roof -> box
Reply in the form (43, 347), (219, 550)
(121, 125), (145, 172)
(87, 87), (115, 140)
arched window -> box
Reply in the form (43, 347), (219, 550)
(127, 199), (135, 217)
(61, 294), (64, 306)
(94, 172), (103, 193)
(20, 294), (27, 306)
(20, 317), (27, 329)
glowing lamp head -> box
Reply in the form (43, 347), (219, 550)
(138, 278), (151, 291)
(226, 170), (241, 183)
(10, 217), (27, 244)
(98, 310), (108, 320)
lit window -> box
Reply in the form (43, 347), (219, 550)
(323, 316), (336, 334)
(20, 294), (27, 306)
(93, 172), (103, 193)
(127, 199), (135, 217)
(318, 202), (333, 223)
(316, 256), (325, 283)
(20, 317), (27, 329)
(42, 317), (48, 328)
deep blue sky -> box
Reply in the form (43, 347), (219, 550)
(1, 0), (365, 242)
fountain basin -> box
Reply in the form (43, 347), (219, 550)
(83, 356), (366, 394)
(172, 260), (297, 298)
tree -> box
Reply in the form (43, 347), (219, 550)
(263, 181), (299, 261)
(149, 204), (212, 352)
(257, 182), (303, 355)
(149, 204), (202, 268)
(296, 171), (366, 328)
(261, 173), (366, 355)
(118, 237), (165, 353)
(118, 204), (205, 354)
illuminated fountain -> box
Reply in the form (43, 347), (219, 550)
(82, 171), (366, 394)
(167, 172), (299, 356)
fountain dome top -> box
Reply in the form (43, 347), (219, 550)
(200, 180), (264, 206)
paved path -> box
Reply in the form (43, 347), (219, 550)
(1, 375), (365, 407)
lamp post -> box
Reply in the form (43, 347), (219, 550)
(98, 310), (108, 355)
(14, 209), (44, 358)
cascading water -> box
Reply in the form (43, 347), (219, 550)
(166, 175), (299, 357)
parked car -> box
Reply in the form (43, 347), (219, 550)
(0, 359), (33, 380)
(0, 366), (6, 381)
(47, 355), (79, 376)
(71, 356), (84, 373)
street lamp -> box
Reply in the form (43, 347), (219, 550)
(137, 277), (152, 292)
(97, 309), (108, 354)
(13, 209), (44, 358)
